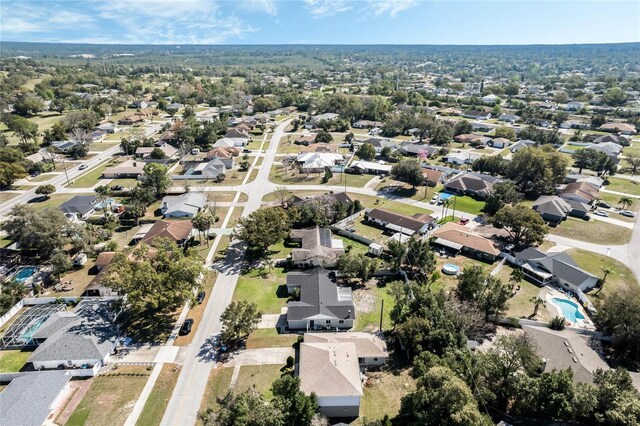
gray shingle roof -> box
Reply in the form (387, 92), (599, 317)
(30, 301), (118, 364)
(0, 371), (71, 426)
(58, 195), (97, 216)
(287, 269), (354, 322)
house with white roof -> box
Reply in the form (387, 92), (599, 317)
(296, 152), (344, 172)
(161, 193), (208, 218)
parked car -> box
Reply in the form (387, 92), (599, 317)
(594, 210), (609, 217)
(459, 218), (470, 225)
(110, 185), (124, 191)
(243, 149), (251, 153)
(179, 318), (194, 335)
(30, 170), (41, 177)
(620, 210), (636, 218)
(597, 201), (612, 209)
(196, 291), (206, 304)
(79, 164), (88, 170)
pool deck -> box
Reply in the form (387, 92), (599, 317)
(544, 287), (595, 329)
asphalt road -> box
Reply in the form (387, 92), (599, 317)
(160, 119), (290, 426)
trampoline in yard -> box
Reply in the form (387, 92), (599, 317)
(0, 304), (66, 348)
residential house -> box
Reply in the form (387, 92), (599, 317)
(51, 140), (78, 153)
(103, 159), (145, 179)
(96, 122), (118, 133)
(140, 220), (193, 246)
(0, 371), (73, 426)
(310, 113), (340, 126)
(213, 137), (249, 148)
(431, 222), (501, 262)
(205, 146), (240, 169)
(29, 300), (119, 370)
(397, 141), (439, 157)
(135, 144), (178, 160)
(349, 160), (392, 175)
(592, 134), (630, 146)
(118, 114), (145, 125)
(529, 118), (552, 128)
(303, 332), (388, 369)
(421, 168), (444, 187)
(365, 208), (435, 236)
(564, 174), (604, 189)
(454, 134), (489, 145)
(565, 101), (584, 111)
(161, 193), (207, 218)
(490, 137), (511, 149)
(58, 195), (98, 220)
(533, 195), (589, 224)
(443, 152), (481, 165)
(287, 192), (354, 211)
(481, 94), (500, 105)
(510, 139), (537, 153)
(182, 158), (226, 180)
(82, 251), (117, 297)
(290, 227), (345, 268)
(586, 142), (622, 163)
(443, 173), (498, 199)
(509, 248), (599, 292)
(560, 120), (589, 130)
(300, 143), (340, 154)
(471, 121), (495, 132)
(462, 110), (491, 120)
(361, 137), (398, 154)
(353, 120), (383, 129)
(523, 325), (608, 384)
(298, 339), (362, 418)
(26, 148), (57, 164)
(559, 181), (600, 205)
(498, 113), (520, 123)
(286, 269), (355, 331)
(599, 122), (636, 135)
(225, 127), (250, 141)
(296, 152), (344, 173)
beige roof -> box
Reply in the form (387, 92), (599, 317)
(304, 332), (387, 359)
(299, 342), (363, 397)
(103, 159), (145, 176)
(290, 227), (344, 266)
(432, 222), (500, 256)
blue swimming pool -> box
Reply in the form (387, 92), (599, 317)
(442, 263), (460, 275)
(14, 267), (37, 283)
(439, 192), (455, 200)
(552, 298), (585, 323)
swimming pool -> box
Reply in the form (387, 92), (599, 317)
(442, 263), (460, 275)
(439, 192), (455, 200)
(14, 267), (37, 283)
(552, 298), (585, 323)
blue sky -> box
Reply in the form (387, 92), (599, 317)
(1, 0), (639, 45)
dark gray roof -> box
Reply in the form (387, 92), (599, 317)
(30, 300), (118, 363)
(0, 371), (71, 426)
(444, 174), (495, 193)
(514, 249), (597, 287)
(287, 269), (354, 322)
(399, 142), (439, 155)
(58, 195), (97, 216)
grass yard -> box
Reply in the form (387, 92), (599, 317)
(29, 173), (58, 182)
(352, 220), (388, 245)
(496, 266), (551, 322)
(604, 177), (640, 196)
(353, 281), (394, 332)
(358, 369), (416, 425)
(29, 193), (86, 211)
(0, 192), (21, 203)
(205, 191), (248, 203)
(65, 365), (150, 426)
(174, 271), (217, 346)
(213, 235), (232, 262)
(349, 193), (433, 217)
(268, 239), (299, 259)
(67, 161), (114, 188)
(199, 367), (234, 418)
(262, 190), (327, 203)
(598, 191), (639, 212)
(136, 364), (181, 426)
(340, 237), (370, 256)
(50, 259), (97, 297)
(568, 249), (638, 304)
(623, 142), (640, 157)
(549, 217), (632, 245)
(234, 365), (285, 400)
(233, 267), (288, 314)
(245, 329), (298, 350)
(0, 350), (32, 372)
(269, 166), (373, 188)
(441, 194), (485, 216)
(90, 142), (120, 152)
(433, 255), (490, 292)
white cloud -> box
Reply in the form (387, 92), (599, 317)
(369, 0), (417, 18)
(0, 2), (94, 34)
(304, 0), (352, 18)
(242, 0), (278, 16)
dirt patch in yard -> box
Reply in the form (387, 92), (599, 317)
(353, 287), (376, 313)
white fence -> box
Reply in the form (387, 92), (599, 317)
(0, 300), (24, 329)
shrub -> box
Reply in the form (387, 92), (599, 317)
(286, 356), (294, 368)
(550, 316), (566, 330)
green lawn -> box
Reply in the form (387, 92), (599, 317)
(0, 350), (32, 372)
(549, 217), (632, 245)
(67, 161), (113, 188)
(66, 366), (150, 426)
(246, 329), (298, 350)
(441, 194), (485, 216)
(199, 367), (234, 418)
(90, 141), (120, 152)
(354, 282), (394, 332)
(358, 369), (416, 425)
(623, 142), (640, 157)
(234, 365), (285, 400)
(136, 364), (181, 426)
(29, 193), (83, 211)
(269, 166), (373, 188)
(29, 173), (58, 182)
(604, 177), (640, 196)
(568, 248), (639, 304)
(495, 265), (551, 322)
(598, 192), (640, 212)
(233, 267), (288, 314)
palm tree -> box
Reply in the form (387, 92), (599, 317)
(595, 266), (613, 295)
(591, 196), (601, 211)
(619, 196), (634, 210)
(441, 198), (452, 221)
(509, 268), (524, 288)
(530, 296), (546, 318)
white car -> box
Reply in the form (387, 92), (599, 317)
(594, 210), (609, 217)
(620, 210), (636, 218)
(78, 164), (88, 170)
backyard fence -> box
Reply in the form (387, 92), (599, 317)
(0, 300), (24, 329)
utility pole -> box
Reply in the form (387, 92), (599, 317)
(61, 158), (70, 186)
(379, 299), (384, 331)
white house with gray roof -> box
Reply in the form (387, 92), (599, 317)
(29, 300), (119, 371)
(161, 192), (207, 218)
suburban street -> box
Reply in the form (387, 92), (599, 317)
(159, 119), (290, 426)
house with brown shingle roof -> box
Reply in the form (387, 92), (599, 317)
(421, 168), (444, 187)
(365, 208), (435, 236)
(599, 122), (636, 135)
(559, 181), (599, 205)
(289, 227), (345, 268)
(205, 146), (240, 169)
(431, 222), (501, 262)
(140, 220), (193, 246)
